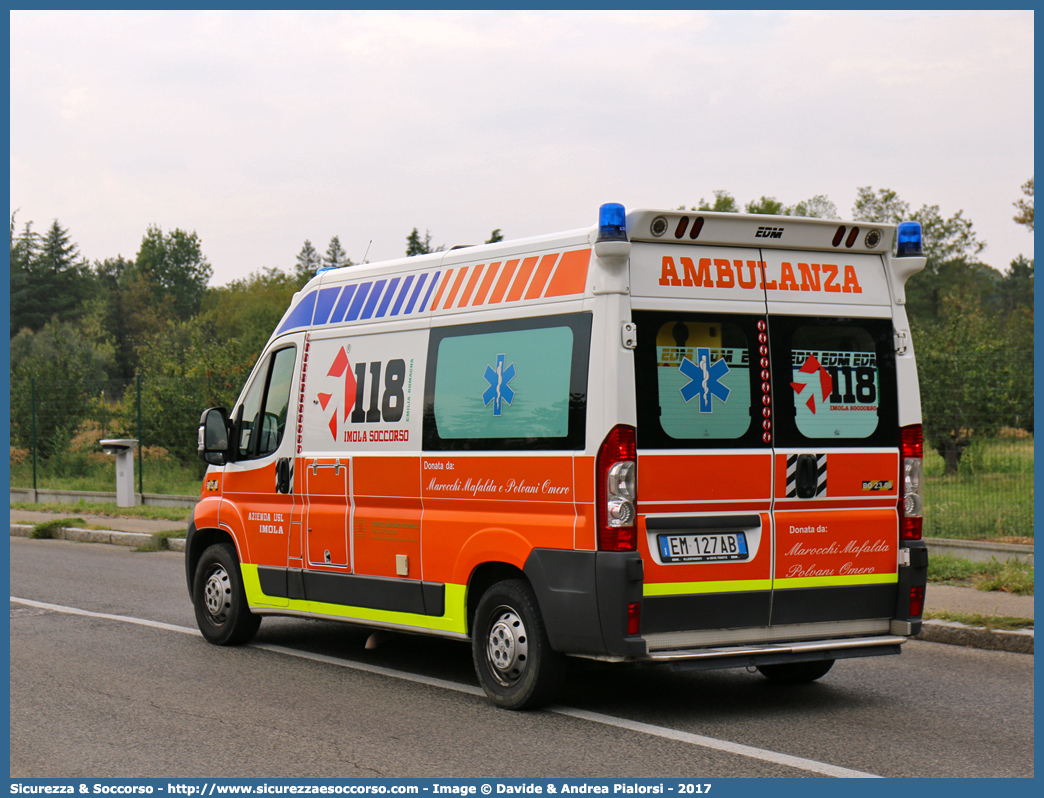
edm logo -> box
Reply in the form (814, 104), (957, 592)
(756, 226), (784, 239)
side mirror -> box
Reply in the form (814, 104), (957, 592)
(198, 407), (232, 465)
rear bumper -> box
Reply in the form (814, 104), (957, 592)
(577, 633), (906, 668)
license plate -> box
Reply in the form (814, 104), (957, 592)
(658, 532), (749, 563)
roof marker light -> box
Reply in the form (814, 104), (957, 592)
(597, 203), (628, 242)
(896, 222), (923, 257)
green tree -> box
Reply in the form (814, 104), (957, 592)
(199, 267), (301, 369)
(693, 191), (739, 213)
(1013, 177), (1033, 231)
(80, 255), (150, 379)
(9, 215), (39, 335)
(852, 186), (985, 276)
(406, 228), (442, 256)
(324, 236), (352, 270)
(10, 319), (114, 457)
(295, 239), (321, 284)
(912, 293), (1008, 474)
(851, 186), (910, 225)
(788, 195), (839, 219)
(486, 229), (504, 244)
(133, 225), (213, 320)
(745, 196), (786, 215)
(10, 218), (89, 334)
(132, 318), (252, 465)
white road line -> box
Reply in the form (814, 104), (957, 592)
(11, 595), (881, 778)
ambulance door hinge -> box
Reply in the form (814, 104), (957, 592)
(894, 330), (908, 355)
(898, 548), (911, 567)
(622, 322), (637, 350)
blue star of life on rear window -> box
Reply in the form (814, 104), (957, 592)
(679, 347), (731, 413)
(482, 353), (516, 416)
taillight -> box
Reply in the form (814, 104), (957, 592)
(899, 424), (924, 540)
(597, 425), (637, 551)
(627, 602), (641, 635)
(909, 585), (925, 617)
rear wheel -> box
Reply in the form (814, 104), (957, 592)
(193, 543), (261, 645)
(472, 579), (565, 710)
(757, 659), (834, 684)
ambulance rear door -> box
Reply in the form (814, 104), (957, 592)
(630, 244), (775, 649)
(762, 249), (901, 635)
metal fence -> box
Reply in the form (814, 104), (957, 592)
(9, 376), (1035, 539)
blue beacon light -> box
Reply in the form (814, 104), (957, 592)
(597, 203), (627, 242)
(895, 221), (923, 257)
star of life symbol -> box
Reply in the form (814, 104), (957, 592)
(482, 354), (516, 416)
(679, 347), (730, 413)
(790, 354), (833, 414)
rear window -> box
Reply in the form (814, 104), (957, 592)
(770, 316), (898, 447)
(633, 311), (766, 449)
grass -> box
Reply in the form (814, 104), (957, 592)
(11, 500), (193, 522)
(922, 610), (1034, 631)
(30, 517), (87, 539)
(10, 452), (202, 496)
(922, 435), (1033, 540)
(928, 553), (1034, 596)
(134, 530), (189, 552)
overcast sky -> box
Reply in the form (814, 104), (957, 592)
(10, 9), (1034, 287)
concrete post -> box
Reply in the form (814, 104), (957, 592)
(100, 439), (139, 507)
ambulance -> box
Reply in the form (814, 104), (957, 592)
(189, 204), (929, 709)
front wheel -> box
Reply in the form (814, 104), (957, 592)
(193, 543), (261, 645)
(757, 659), (834, 684)
(472, 579), (565, 710)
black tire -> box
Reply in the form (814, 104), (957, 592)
(192, 543), (261, 645)
(757, 659), (835, 684)
(472, 579), (565, 710)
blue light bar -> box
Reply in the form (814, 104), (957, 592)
(896, 221), (923, 257)
(597, 202), (627, 242)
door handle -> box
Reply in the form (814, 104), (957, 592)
(276, 458), (292, 494)
(795, 454), (819, 499)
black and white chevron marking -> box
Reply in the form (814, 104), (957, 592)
(786, 453), (827, 498)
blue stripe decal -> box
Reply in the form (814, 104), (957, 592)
(404, 273), (428, 315)
(313, 287), (342, 326)
(391, 275), (414, 317)
(345, 283), (372, 321)
(419, 271), (441, 312)
(376, 277), (400, 318)
(361, 279), (387, 319)
(276, 290), (317, 334)
(329, 284), (357, 324)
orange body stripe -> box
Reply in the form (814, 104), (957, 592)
(443, 266), (469, 309)
(525, 254), (559, 299)
(472, 262), (500, 305)
(429, 269), (451, 310)
(488, 260), (518, 304)
(458, 264), (485, 307)
(505, 257), (538, 302)
(544, 249), (590, 297)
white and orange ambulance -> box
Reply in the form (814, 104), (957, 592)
(190, 204), (929, 709)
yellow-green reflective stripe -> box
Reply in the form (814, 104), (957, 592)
(644, 579), (772, 597)
(774, 573), (898, 589)
(241, 564), (468, 635)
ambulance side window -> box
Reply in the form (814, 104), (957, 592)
(236, 346), (297, 461)
(423, 313), (591, 451)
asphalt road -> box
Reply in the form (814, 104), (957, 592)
(9, 537), (1035, 779)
